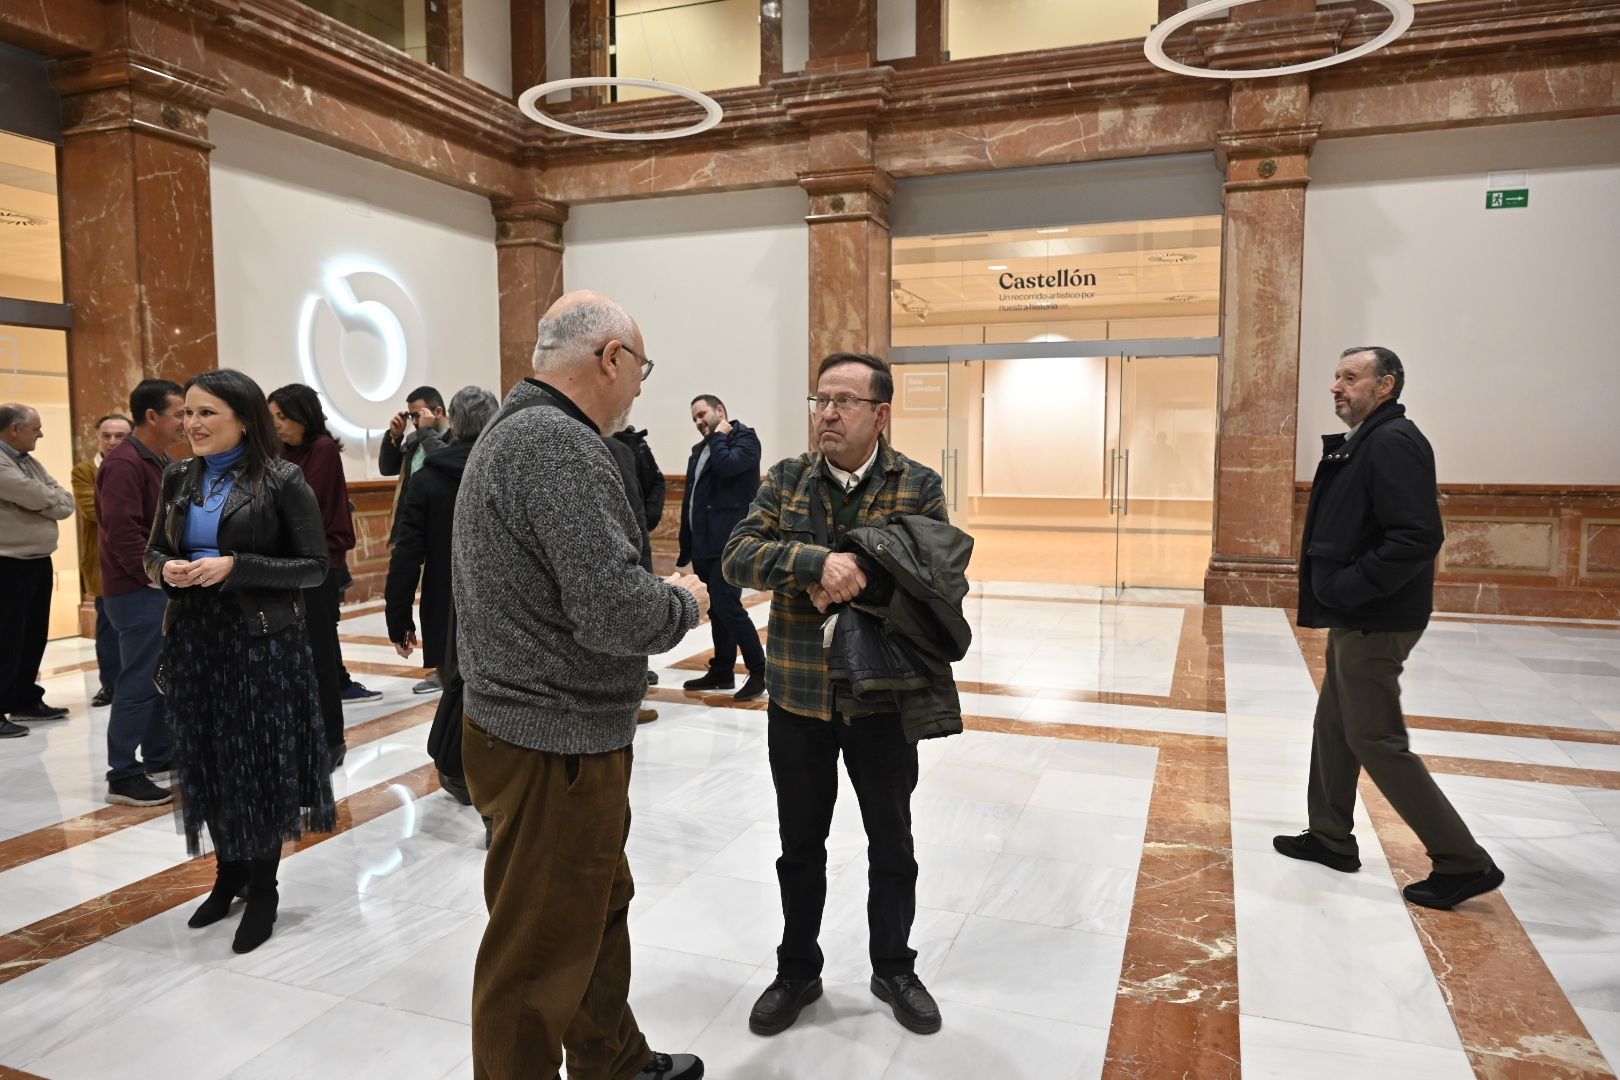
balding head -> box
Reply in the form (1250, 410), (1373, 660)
(526, 289), (651, 434)
(532, 290), (640, 373)
(0, 403), (43, 454)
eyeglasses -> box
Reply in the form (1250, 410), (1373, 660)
(807, 394), (880, 415)
(596, 343), (654, 381)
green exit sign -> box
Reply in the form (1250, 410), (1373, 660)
(1486, 189), (1529, 209)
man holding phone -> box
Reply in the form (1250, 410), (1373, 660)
(380, 387), (450, 547)
(377, 386), (451, 697)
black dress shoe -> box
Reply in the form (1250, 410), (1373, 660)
(871, 973), (942, 1034)
(733, 670), (766, 702)
(1272, 831), (1360, 873)
(0, 719), (29, 739)
(328, 742), (347, 771)
(641, 1051), (703, 1079)
(91, 686), (115, 708)
(683, 668), (736, 692)
(1403, 865), (1505, 910)
(10, 702), (69, 721)
(749, 976), (822, 1036)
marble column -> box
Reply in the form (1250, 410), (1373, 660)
(52, 53), (224, 458)
(807, 0), (878, 71)
(800, 163), (894, 382)
(426, 0), (466, 76)
(492, 197), (569, 395)
(1204, 118), (1319, 608)
(511, 0), (547, 99)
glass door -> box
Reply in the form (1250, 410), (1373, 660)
(890, 356), (1120, 590)
(1110, 355), (1218, 592)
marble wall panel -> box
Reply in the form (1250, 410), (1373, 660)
(1440, 518), (1558, 576)
(1311, 50), (1620, 137)
(875, 96), (1225, 178)
(347, 481), (397, 604)
(1583, 521), (1620, 579)
(541, 138), (809, 203)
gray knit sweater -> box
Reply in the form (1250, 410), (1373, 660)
(452, 379), (699, 753)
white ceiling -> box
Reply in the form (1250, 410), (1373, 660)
(0, 132), (62, 301)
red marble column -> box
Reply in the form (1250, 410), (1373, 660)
(426, 0), (466, 76)
(807, 0), (878, 72)
(52, 53), (224, 458)
(492, 197), (569, 396)
(511, 0), (547, 98)
(800, 163), (893, 377)
(1204, 119), (1320, 608)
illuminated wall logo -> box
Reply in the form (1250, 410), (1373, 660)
(297, 264), (426, 441)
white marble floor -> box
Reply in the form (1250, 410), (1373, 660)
(1, 588), (1617, 1078)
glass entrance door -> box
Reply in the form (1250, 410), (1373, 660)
(1109, 355), (1219, 592)
(889, 352), (1216, 594)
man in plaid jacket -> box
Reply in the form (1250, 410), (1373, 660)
(723, 352), (949, 1039)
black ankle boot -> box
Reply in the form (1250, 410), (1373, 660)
(233, 851), (281, 954)
(188, 860), (249, 928)
(683, 666), (736, 691)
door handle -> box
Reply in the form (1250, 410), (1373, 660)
(1121, 448), (1130, 515)
(949, 449), (960, 511)
(1108, 449), (1119, 513)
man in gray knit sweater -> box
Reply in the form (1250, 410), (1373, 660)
(453, 291), (710, 1080)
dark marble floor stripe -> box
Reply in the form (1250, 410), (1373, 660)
(0, 764), (441, 988)
(1291, 622), (1614, 1079)
(1406, 713), (1620, 747)
(0, 703), (437, 875)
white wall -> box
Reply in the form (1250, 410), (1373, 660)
(210, 111), (500, 482)
(563, 186), (810, 476)
(545, 0), (570, 101)
(1298, 116), (1620, 483)
(877, 0), (916, 62)
(463, 0), (513, 96)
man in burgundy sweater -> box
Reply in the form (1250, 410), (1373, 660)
(98, 379), (185, 807)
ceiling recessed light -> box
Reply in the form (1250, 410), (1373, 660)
(1036, 227), (1069, 234)
(1148, 252), (1197, 263)
(0, 208), (48, 228)
(987, 264), (1008, 271)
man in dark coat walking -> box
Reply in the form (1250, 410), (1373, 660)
(1274, 345), (1503, 911)
(677, 394), (765, 701)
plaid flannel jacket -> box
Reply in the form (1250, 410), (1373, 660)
(722, 440), (948, 721)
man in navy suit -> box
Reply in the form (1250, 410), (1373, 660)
(677, 395), (765, 701)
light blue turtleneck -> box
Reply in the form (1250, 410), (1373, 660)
(182, 441), (246, 559)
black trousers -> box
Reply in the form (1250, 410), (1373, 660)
(301, 567), (345, 748)
(768, 701), (919, 980)
(1308, 627), (1492, 874)
(0, 556), (54, 715)
(694, 555), (764, 674)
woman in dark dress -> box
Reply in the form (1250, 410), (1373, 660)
(146, 369), (335, 954)
(267, 383), (356, 768)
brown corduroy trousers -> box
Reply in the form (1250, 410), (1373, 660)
(463, 718), (650, 1080)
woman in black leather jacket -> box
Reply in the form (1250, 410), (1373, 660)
(145, 369), (336, 955)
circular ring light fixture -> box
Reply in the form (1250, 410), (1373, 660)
(1145, 0), (1414, 79)
(517, 78), (723, 141)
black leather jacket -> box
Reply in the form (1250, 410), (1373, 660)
(146, 456), (329, 636)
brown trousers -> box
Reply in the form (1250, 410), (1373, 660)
(1307, 628), (1492, 875)
(463, 718), (650, 1080)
